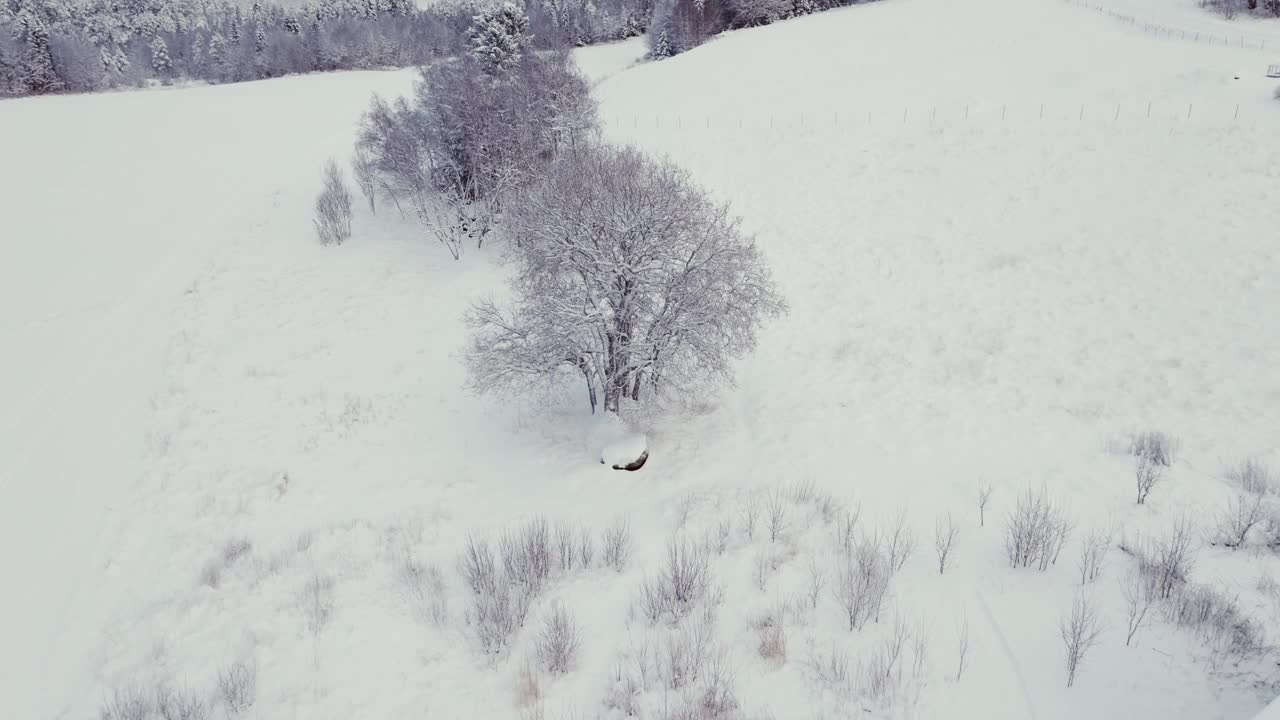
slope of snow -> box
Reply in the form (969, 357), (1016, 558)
(1, 0), (1278, 718)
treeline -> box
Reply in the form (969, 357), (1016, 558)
(0, 0), (654, 98)
(648, 0), (882, 58)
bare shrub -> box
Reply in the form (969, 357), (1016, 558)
(977, 481), (993, 527)
(955, 614), (970, 681)
(754, 608), (787, 663)
(400, 560), (448, 625)
(766, 491), (787, 542)
(602, 518), (632, 572)
(536, 603), (582, 674)
(807, 643), (853, 697)
(752, 550), (773, 591)
(460, 535), (498, 595)
(1059, 593), (1103, 688)
(515, 660), (542, 708)
(304, 573), (335, 635)
(472, 575), (534, 655)
(217, 659), (257, 716)
(741, 498), (759, 539)
(155, 684), (209, 720)
(1005, 487), (1072, 571)
(222, 538), (252, 565)
(1265, 511), (1280, 551)
(1078, 525), (1113, 584)
(639, 538), (712, 625)
(933, 514), (959, 574)
(790, 479), (816, 504)
(500, 517), (553, 593)
(1216, 490), (1265, 548)
(835, 504), (861, 555)
(834, 534), (890, 630)
(314, 159), (353, 246)
(1121, 571), (1155, 647)
(859, 617), (915, 704)
(199, 560), (222, 589)
(101, 686), (152, 720)
(1167, 583), (1265, 659)
(886, 510), (915, 573)
(806, 556), (825, 609)
(577, 525), (595, 568)
(1130, 431), (1178, 467)
(555, 521), (575, 573)
(659, 616), (718, 690)
(1228, 459), (1274, 495)
(1126, 517), (1196, 600)
(458, 522), (553, 655)
(1134, 455), (1163, 505)
(351, 148), (377, 212)
(713, 519), (731, 555)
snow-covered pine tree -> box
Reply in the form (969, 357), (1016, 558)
(467, 2), (529, 76)
(283, 15), (301, 34)
(254, 26), (266, 53)
(207, 30), (224, 75)
(20, 15), (62, 93)
(150, 34), (171, 76)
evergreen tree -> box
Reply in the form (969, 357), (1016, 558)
(467, 2), (528, 76)
(149, 34), (170, 76)
(20, 15), (62, 93)
(283, 15), (301, 34)
(254, 25), (265, 53)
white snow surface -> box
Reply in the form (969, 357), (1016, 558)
(2, 0), (1280, 718)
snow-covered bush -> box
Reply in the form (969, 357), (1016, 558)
(466, 144), (784, 414)
(314, 160), (353, 246)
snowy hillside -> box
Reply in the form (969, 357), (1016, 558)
(2, 0), (1279, 718)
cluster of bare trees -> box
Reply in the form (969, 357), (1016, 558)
(355, 6), (594, 258)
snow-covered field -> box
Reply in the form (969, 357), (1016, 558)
(2, 0), (1279, 718)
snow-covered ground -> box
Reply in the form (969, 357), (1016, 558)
(2, 0), (1279, 718)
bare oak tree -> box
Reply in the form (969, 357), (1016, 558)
(466, 144), (785, 413)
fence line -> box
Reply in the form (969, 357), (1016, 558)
(1064, 0), (1273, 51)
(602, 101), (1263, 131)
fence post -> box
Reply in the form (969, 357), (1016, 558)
(1234, 104), (1240, 121)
